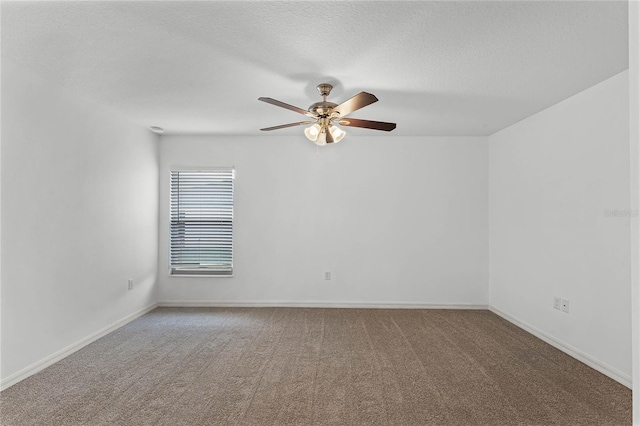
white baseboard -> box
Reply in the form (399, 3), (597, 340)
(0, 303), (158, 391)
(489, 306), (632, 389)
(158, 300), (488, 310)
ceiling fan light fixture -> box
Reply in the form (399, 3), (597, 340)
(328, 125), (346, 143)
(316, 131), (327, 146)
(304, 123), (321, 141)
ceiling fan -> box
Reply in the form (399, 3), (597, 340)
(258, 83), (396, 145)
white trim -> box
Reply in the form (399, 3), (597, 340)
(489, 306), (632, 389)
(0, 303), (158, 391)
(167, 274), (234, 278)
(158, 300), (488, 310)
(629, 1), (640, 423)
(168, 165), (235, 172)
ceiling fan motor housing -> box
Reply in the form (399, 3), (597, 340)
(308, 101), (337, 116)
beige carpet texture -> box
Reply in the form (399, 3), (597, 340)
(0, 308), (631, 425)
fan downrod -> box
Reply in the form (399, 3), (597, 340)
(309, 83), (337, 116)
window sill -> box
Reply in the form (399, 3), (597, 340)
(168, 273), (234, 278)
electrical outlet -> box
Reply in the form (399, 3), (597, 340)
(561, 298), (569, 313)
(128, 279), (133, 291)
(324, 271), (332, 280)
(553, 296), (561, 310)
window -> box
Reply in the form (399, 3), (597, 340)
(170, 169), (234, 276)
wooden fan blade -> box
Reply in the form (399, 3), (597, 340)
(333, 92), (378, 117)
(258, 97), (315, 117)
(260, 121), (314, 131)
(338, 118), (396, 131)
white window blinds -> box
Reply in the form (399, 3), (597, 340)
(170, 169), (234, 276)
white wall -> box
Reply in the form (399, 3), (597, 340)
(158, 135), (488, 306)
(489, 70), (631, 384)
(0, 62), (159, 384)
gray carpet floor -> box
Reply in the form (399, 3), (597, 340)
(0, 308), (632, 425)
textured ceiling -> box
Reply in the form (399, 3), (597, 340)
(1, 1), (629, 136)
